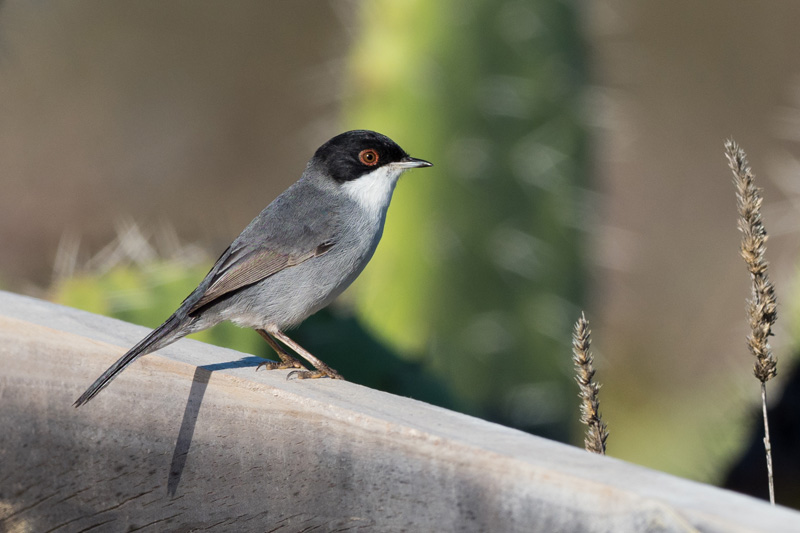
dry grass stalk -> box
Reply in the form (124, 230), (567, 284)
(725, 138), (777, 505)
(572, 312), (608, 455)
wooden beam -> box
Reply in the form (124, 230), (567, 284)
(1, 290), (798, 532)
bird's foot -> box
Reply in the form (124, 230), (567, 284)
(256, 329), (308, 372)
(287, 365), (344, 381)
(258, 327), (344, 381)
(257, 355), (307, 372)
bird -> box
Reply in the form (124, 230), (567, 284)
(74, 130), (432, 407)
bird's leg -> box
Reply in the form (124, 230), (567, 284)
(256, 329), (307, 371)
(266, 325), (344, 380)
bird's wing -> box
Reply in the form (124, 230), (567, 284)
(187, 240), (335, 315)
(182, 176), (341, 315)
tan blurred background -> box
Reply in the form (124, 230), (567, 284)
(0, 1), (349, 285)
(589, 0), (800, 480)
(3, 0), (800, 497)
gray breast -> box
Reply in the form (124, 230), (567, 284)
(215, 194), (386, 330)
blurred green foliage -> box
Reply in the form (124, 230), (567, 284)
(52, 262), (264, 356)
(344, 0), (589, 440)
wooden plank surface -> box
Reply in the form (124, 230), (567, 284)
(1, 290), (799, 532)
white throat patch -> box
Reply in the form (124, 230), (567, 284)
(340, 163), (406, 221)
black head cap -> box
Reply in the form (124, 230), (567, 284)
(311, 130), (431, 183)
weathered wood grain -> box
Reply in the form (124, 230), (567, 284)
(1, 290), (799, 532)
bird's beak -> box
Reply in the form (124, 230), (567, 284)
(395, 156), (433, 169)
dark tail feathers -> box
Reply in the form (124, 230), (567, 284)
(74, 315), (185, 407)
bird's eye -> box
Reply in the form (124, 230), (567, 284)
(359, 149), (379, 166)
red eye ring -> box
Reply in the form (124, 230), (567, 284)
(359, 149), (379, 166)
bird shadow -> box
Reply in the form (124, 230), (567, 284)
(167, 355), (264, 496)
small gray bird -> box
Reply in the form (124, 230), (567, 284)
(74, 130), (432, 407)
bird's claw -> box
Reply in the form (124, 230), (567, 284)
(257, 360), (307, 371)
(286, 368), (344, 381)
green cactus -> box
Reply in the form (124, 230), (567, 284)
(344, 0), (589, 439)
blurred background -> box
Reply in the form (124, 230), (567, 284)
(3, 0), (800, 506)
